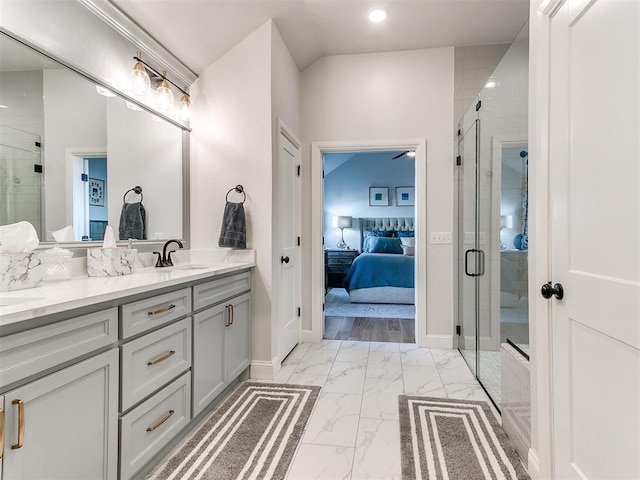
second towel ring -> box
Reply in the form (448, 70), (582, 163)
(225, 185), (246, 204)
(123, 186), (143, 204)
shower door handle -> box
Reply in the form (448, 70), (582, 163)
(465, 249), (478, 277)
(477, 249), (485, 277)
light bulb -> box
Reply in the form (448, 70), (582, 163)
(406, 151), (416, 157)
(95, 85), (115, 97)
(179, 91), (191, 121)
(368, 8), (387, 23)
(126, 101), (142, 111)
(156, 72), (174, 111)
(130, 53), (150, 96)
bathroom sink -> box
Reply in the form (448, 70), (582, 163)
(0, 296), (45, 307)
(171, 264), (213, 271)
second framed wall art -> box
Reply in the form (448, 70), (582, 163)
(369, 187), (389, 206)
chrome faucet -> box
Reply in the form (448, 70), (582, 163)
(153, 239), (184, 267)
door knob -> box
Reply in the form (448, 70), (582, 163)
(281, 256), (290, 264)
(541, 282), (564, 300)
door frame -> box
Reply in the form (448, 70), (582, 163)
(529, 0), (556, 477)
(309, 138), (427, 347)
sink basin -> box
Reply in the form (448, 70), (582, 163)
(171, 264), (213, 271)
(0, 296), (45, 307)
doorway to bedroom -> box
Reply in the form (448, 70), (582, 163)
(322, 149), (416, 343)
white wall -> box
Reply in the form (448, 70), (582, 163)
(301, 48), (455, 342)
(43, 69), (107, 237)
(190, 21), (274, 363)
(107, 98), (183, 240)
(324, 153), (415, 250)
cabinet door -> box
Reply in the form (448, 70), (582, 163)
(192, 305), (226, 417)
(2, 349), (118, 480)
(225, 293), (251, 381)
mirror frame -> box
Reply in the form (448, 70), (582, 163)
(0, 29), (192, 254)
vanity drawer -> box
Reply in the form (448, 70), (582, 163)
(120, 287), (191, 339)
(0, 308), (117, 388)
(120, 372), (191, 480)
(121, 317), (191, 411)
(193, 271), (251, 311)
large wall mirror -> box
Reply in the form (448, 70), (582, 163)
(0, 31), (187, 246)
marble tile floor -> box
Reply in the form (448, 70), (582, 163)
(145, 340), (501, 480)
(272, 340), (500, 480)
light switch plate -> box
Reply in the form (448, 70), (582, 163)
(430, 232), (452, 244)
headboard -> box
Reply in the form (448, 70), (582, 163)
(358, 217), (415, 251)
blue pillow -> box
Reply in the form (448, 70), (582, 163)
(364, 229), (394, 237)
(368, 237), (403, 254)
(396, 230), (415, 238)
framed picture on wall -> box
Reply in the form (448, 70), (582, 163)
(369, 187), (389, 206)
(89, 178), (105, 206)
(395, 186), (415, 206)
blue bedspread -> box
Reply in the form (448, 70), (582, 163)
(343, 253), (414, 291)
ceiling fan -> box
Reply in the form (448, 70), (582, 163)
(391, 150), (416, 160)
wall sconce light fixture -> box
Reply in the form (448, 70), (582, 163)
(130, 52), (191, 120)
(332, 215), (352, 249)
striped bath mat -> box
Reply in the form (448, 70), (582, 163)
(399, 396), (530, 479)
(158, 382), (320, 480)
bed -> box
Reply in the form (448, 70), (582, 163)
(343, 217), (415, 304)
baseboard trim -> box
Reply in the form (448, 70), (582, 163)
(301, 329), (318, 343)
(527, 448), (540, 478)
(250, 357), (280, 380)
(425, 334), (454, 349)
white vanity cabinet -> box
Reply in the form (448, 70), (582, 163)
(0, 309), (119, 480)
(1, 349), (119, 480)
(192, 272), (251, 417)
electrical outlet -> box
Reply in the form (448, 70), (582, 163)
(430, 232), (452, 244)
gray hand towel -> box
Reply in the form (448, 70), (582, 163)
(119, 202), (146, 240)
(218, 201), (246, 249)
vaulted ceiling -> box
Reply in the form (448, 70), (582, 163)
(111, 0), (529, 73)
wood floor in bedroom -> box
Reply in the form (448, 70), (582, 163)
(324, 316), (415, 343)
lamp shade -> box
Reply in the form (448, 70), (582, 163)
(332, 216), (352, 229)
(500, 215), (513, 229)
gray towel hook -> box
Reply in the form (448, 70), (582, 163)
(225, 184), (246, 204)
(123, 186), (143, 204)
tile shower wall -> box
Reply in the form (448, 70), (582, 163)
(0, 70), (44, 235)
(454, 44), (511, 128)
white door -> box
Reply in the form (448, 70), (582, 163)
(548, 1), (640, 478)
(277, 121), (301, 361)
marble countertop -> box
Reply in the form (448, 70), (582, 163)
(0, 249), (255, 328)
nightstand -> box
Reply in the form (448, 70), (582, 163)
(325, 249), (359, 290)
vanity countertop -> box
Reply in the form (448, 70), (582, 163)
(0, 249), (255, 328)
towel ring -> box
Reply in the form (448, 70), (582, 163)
(123, 186), (143, 204)
(225, 185), (246, 204)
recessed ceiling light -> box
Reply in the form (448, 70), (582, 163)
(368, 8), (387, 23)
(407, 151), (416, 157)
(485, 80), (497, 89)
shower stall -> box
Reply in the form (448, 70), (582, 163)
(0, 124), (43, 237)
(455, 22), (530, 412)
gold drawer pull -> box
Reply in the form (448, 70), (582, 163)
(0, 408), (4, 458)
(11, 399), (24, 450)
(146, 409), (174, 432)
(147, 350), (176, 366)
(148, 304), (176, 317)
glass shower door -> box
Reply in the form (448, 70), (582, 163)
(457, 117), (478, 374)
(0, 125), (42, 237)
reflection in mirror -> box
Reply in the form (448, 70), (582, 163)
(0, 31), (185, 244)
